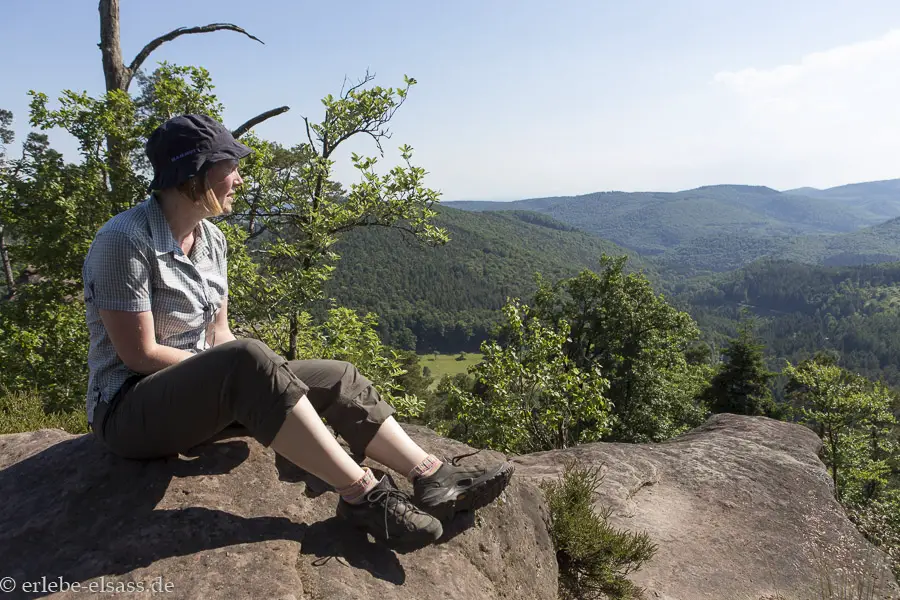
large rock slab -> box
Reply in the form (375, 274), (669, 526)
(513, 413), (900, 600)
(0, 426), (555, 600)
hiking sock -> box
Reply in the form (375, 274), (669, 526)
(407, 454), (442, 482)
(337, 467), (378, 504)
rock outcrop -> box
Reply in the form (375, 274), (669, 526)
(0, 427), (555, 599)
(1, 414), (897, 599)
(514, 414), (899, 600)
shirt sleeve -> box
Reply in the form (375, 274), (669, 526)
(84, 230), (152, 312)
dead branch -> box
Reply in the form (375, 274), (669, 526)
(232, 106), (290, 139)
(128, 23), (264, 85)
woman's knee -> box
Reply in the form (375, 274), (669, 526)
(226, 338), (281, 369)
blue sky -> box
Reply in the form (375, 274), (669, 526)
(4, 1), (900, 200)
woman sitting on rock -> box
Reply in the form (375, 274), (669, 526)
(83, 114), (513, 549)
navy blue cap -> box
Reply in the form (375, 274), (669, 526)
(145, 114), (252, 191)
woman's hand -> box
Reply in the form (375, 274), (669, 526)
(209, 296), (236, 346)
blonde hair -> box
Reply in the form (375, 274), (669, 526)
(176, 169), (223, 216)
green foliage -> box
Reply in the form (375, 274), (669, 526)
(0, 388), (88, 435)
(0, 282), (89, 412)
(452, 185), (894, 274)
(784, 356), (898, 504)
(541, 459), (657, 600)
(440, 300), (611, 454)
(134, 63), (224, 133)
(1, 107), (16, 299)
(392, 351), (434, 410)
(533, 255), (711, 443)
(0, 109), (12, 152)
(703, 317), (777, 416)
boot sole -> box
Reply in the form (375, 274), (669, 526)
(421, 462), (515, 522)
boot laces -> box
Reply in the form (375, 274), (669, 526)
(447, 448), (482, 466)
(365, 486), (417, 541)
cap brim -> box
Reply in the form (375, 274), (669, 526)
(207, 139), (253, 163)
(147, 140), (253, 192)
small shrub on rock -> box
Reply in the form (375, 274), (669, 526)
(541, 459), (657, 600)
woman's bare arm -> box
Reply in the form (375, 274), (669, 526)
(99, 309), (194, 374)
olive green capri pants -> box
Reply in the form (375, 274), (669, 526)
(91, 339), (396, 459)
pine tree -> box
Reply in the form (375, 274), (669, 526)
(704, 320), (776, 416)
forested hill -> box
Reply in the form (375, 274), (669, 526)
(329, 199), (900, 388)
(785, 178), (900, 221)
(449, 184), (897, 254)
(672, 259), (900, 386)
(325, 206), (643, 352)
(450, 181), (900, 275)
(775, 216), (900, 266)
(653, 216), (900, 275)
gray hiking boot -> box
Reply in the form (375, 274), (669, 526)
(336, 474), (443, 549)
(412, 451), (515, 522)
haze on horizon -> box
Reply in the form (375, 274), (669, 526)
(3, 1), (900, 201)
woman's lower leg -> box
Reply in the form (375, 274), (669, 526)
(270, 394), (366, 490)
(364, 416), (442, 480)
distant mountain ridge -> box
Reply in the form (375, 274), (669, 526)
(448, 179), (900, 274)
(784, 178), (900, 221)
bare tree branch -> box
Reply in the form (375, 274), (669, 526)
(303, 117), (317, 150)
(232, 106), (290, 139)
(342, 70), (377, 99)
(128, 23), (265, 83)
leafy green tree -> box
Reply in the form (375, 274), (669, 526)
(532, 255), (711, 442)
(441, 299), (611, 454)
(703, 319), (776, 416)
(222, 72), (448, 360)
(784, 356), (897, 503)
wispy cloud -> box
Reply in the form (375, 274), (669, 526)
(715, 29), (900, 95)
(707, 29), (900, 188)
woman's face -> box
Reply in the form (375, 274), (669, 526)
(207, 159), (243, 215)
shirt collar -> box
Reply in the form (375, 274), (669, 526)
(145, 194), (205, 257)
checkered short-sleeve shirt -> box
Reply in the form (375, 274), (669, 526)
(82, 195), (228, 424)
